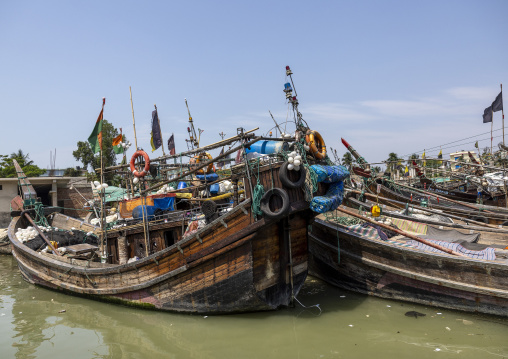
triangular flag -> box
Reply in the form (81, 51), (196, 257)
(88, 98), (105, 154)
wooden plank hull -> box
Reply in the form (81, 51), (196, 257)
(9, 181), (313, 314)
(0, 242), (11, 255)
(308, 218), (508, 317)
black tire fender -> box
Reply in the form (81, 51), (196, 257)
(279, 161), (306, 189)
(260, 188), (290, 220)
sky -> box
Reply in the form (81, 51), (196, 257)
(1, 0), (507, 171)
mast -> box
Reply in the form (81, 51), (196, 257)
(154, 104), (166, 156)
(129, 87), (138, 150)
(502, 84), (505, 146)
(341, 138), (369, 169)
(100, 97), (106, 263)
(185, 98), (199, 149)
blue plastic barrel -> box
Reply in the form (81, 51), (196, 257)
(209, 184), (220, 195)
(177, 181), (187, 189)
(132, 205), (158, 220)
(245, 140), (289, 155)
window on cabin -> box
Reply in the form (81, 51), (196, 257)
(164, 230), (178, 248)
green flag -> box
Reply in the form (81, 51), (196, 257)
(88, 98), (105, 154)
(112, 134), (124, 154)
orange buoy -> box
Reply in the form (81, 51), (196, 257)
(305, 130), (326, 159)
(130, 150), (151, 178)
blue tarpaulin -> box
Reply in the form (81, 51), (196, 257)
(310, 165), (349, 183)
(195, 173), (219, 182)
(153, 197), (175, 211)
(309, 165), (349, 213)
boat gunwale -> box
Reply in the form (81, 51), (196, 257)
(311, 218), (508, 299)
(8, 199), (253, 275)
(313, 217), (508, 269)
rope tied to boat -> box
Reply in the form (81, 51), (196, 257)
(303, 164), (318, 202)
(34, 202), (50, 227)
(248, 158), (265, 217)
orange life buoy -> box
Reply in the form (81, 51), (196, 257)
(305, 130), (326, 160)
(191, 152), (214, 175)
(130, 150), (151, 177)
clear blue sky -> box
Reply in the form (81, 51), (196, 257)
(1, 0), (507, 170)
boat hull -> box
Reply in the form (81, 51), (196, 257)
(309, 218), (508, 317)
(0, 242), (11, 255)
(9, 198), (311, 314)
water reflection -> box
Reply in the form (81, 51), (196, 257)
(1, 255), (507, 359)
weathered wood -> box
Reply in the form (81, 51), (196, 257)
(8, 156), (320, 313)
(346, 195), (508, 234)
(371, 182), (508, 225)
(143, 136), (264, 194)
(335, 205), (466, 257)
(309, 218), (508, 317)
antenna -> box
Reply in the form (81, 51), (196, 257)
(284, 66), (304, 128)
(185, 98), (199, 149)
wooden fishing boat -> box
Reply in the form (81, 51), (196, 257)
(9, 142), (326, 313)
(341, 137), (508, 209)
(369, 178), (508, 225)
(308, 211), (508, 317)
(9, 67), (338, 314)
(0, 232), (11, 254)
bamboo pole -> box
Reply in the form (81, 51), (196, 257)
(23, 213), (62, 256)
(492, 116), (494, 156)
(347, 194), (508, 233)
(347, 189), (501, 229)
(502, 83), (505, 146)
(141, 191), (149, 257)
(385, 179), (496, 214)
(334, 205), (466, 257)
(129, 86), (138, 150)
(99, 97), (106, 263)
(101, 127), (260, 172)
(142, 136), (263, 195)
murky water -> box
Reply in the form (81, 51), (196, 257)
(1, 255), (507, 359)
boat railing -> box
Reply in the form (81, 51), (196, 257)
(109, 202), (234, 233)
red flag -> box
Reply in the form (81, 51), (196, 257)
(167, 133), (176, 155)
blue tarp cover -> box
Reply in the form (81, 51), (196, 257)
(310, 165), (349, 183)
(153, 197), (175, 211)
(310, 181), (345, 213)
(309, 165), (349, 213)
(195, 173), (219, 182)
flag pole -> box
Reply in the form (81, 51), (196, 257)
(502, 83), (505, 146)
(491, 110), (494, 156)
(129, 86), (138, 150)
(154, 104), (166, 156)
(100, 97), (106, 263)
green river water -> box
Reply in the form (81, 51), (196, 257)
(1, 254), (507, 359)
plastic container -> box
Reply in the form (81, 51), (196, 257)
(209, 184), (220, 195)
(177, 181), (187, 189)
(245, 140), (289, 155)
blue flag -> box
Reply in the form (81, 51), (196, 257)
(492, 91), (503, 112)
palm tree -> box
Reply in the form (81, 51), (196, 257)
(10, 149), (33, 167)
(386, 152), (399, 173)
(342, 152), (353, 169)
